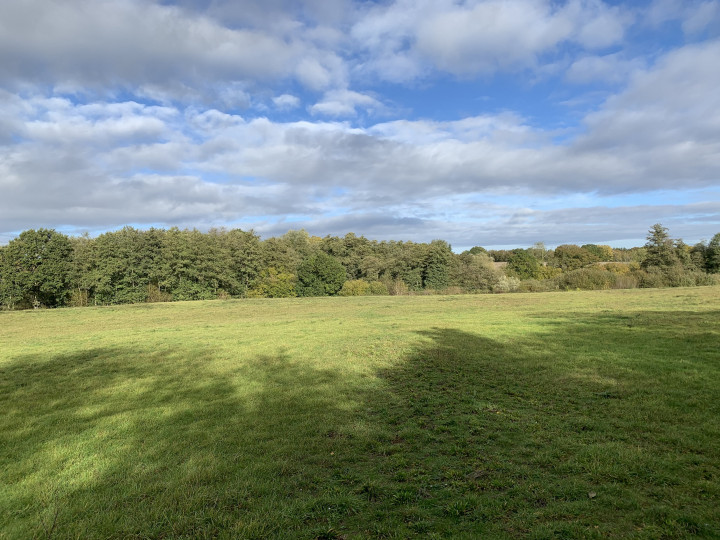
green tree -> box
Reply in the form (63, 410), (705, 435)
(93, 227), (156, 304)
(2, 229), (73, 308)
(706, 233), (720, 273)
(449, 251), (501, 292)
(642, 224), (678, 269)
(529, 242), (548, 263)
(554, 244), (599, 271)
(582, 244), (613, 261)
(296, 252), (346, 296)
(247, 267), (297, 298)
(422, 240), (452, 290)
(0, 244), (23, 309)
(68, 232), (99, 306)
(223, 228), (263, 294)
(507, 249), (541, 280)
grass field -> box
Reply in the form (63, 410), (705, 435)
(1, 287), (719, 539)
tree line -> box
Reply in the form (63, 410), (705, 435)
(1, 224), (719, 309)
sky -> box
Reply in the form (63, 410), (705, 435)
(1, 0), (719, 250)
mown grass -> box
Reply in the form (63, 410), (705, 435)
(1, 288), (719, 538)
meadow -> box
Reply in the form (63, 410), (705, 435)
(1, 287), (719, 539)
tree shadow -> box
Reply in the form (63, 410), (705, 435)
(1, 309), (718, 538)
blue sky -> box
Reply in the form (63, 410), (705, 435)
(1, 0), (719, 250)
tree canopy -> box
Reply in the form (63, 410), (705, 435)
(1, 223), (718, 310)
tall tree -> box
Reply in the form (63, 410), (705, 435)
(0, 244), (23, 309)
(2, 229), (73, 308)
(223, 228), (263, 294)
(642, 223), (678, 269)
(422, 240), (452, 290)
(705, 233), (720, 273)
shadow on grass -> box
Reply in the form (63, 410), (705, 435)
(1, 310), (719, 538)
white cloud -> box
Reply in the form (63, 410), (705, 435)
(273, 94), (301, 110)
(0, 0), (333, 97)
(309, 89), (383, 116)
(566, 53), (646, 84)
(415, 1), (574, 74)
(352, 0), (632, 79)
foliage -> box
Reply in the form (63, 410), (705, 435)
(493, 275), (520, 293)
(247, 267), (297, 298)
(582, 243), (614, 260)
(296, 252), (346, 296)
(338, 279), (389, 296)
(642, 223), (679, 269)
(553, 244), (599, 271)
(506, 249), (541, 280)
(706, 233), (720, 273)
(339, 279), (371, 296)
(1, 228), (73, 308)
(422, 240), (452, 290)
(2, 223), (720, 310)
(487, 249), (514, 262)
(449, 252), (501, 292)
(554, 267), (617, 290)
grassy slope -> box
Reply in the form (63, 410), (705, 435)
(1, 288), (719, 539)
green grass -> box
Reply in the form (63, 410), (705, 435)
(1, 288), (719, 539)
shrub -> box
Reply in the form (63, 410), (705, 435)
(636, 268), (667, 288)
(339, 280), (371, 296)
(247, 268), (297, 298)
(384, 279), (410, 296)
(604, 262), (632, 274)
(613, 274), (639, 289)
(146, 284), (172, 303)
(493, 276), (520, 293)
(368, 281), (389, 295)
(69, 289), (90, 307)
(555, 268), (616, 290)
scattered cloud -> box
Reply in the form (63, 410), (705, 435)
(0, 0), (718, 247)
(309, 89), (384, 116)
(273, 94), (301, 110)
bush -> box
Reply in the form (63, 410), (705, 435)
(69, 289), (90, 307)
(384, 279), (410, 296)
(247, 268), (297, 298)
(636, 268), (668, 288)
(613, 274), (639, 289)
(339, 280), (371, 296)
(555, 268), (617, 290)
(146, 284), (172, 303)
(493, 276), (520, 293)
(604, 262), (632, 274)
(368, 281), (389, 295)
(339, 279), (389, 297)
